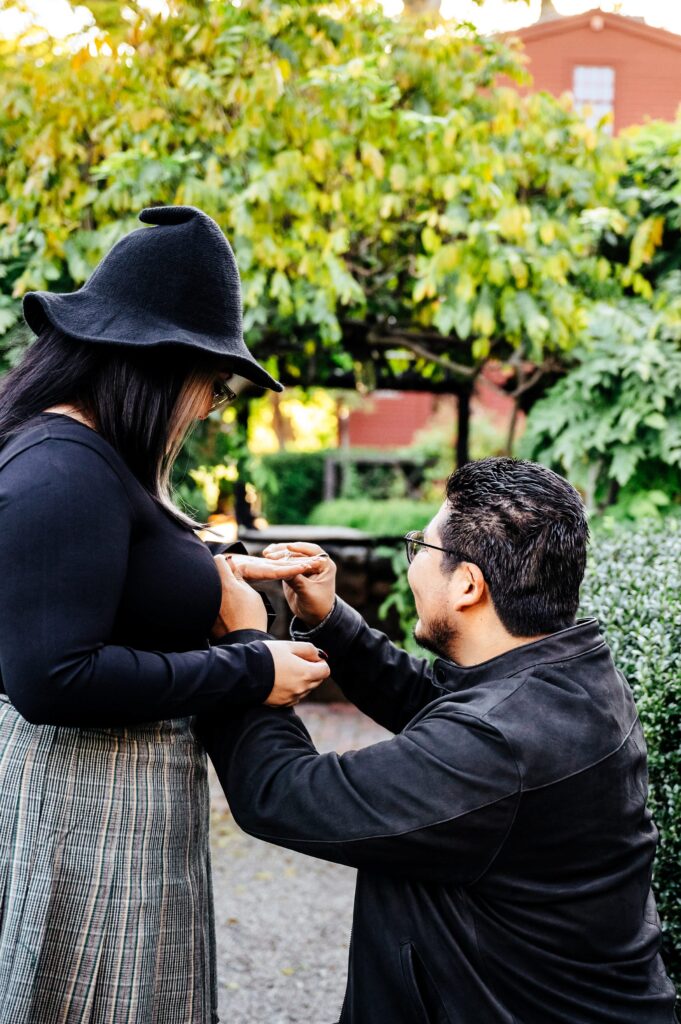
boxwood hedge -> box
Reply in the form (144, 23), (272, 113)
(580, 519), (680, 987)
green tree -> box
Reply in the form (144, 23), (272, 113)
(0, 0), (624, 469)
(520, 285), (681, 518)
(601, 120), (681, 290)
(522, 118), (681, 518)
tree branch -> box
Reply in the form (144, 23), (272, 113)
(366, 333), (477, 379)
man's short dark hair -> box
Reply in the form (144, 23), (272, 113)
(441, 457), (589, 637)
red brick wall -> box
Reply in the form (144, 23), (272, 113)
(512, 14), (681, 132)
(347, 392), (436, 447)
(345, 378), (514, 451)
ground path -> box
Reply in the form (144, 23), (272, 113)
(210, 703), (390, 1024)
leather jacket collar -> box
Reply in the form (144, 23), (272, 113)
(432, 617), (605, 690)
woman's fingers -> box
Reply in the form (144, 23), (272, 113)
(261, 640), (331, 707)
(228, 553), (324, 581)
(215, 553), (242, 581)
(262, 542), (326, 559)
(286, 642), (326, 663)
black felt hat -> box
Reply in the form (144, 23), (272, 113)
(22, 205), (283, 393)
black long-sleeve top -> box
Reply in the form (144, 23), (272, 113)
(0, 412), (274, 727)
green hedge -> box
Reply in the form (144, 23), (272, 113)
(378, 518), (681, 987)
(580, 520), (680, 986)
(308, 498), (440, 536)
(255, 451), (326, 525)
(255, 450), (435, 526)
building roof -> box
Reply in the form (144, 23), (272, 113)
(508, 9), (681, 54)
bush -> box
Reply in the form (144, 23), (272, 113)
(331, 448), (434, 502)
(308, 498), (440, 536)
(520, 289), (681, 520)
(255, 451), (326, 525)
(580, 519), (681, 986)
(378, 518), (681, 986)
(254, 450), (438, 527)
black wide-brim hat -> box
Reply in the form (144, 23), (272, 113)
(22, 205), (283, 393)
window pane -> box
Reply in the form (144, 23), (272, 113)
(572, 65), (615, 131)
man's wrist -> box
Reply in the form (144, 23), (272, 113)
(291, 597), (338, 637)
(299, 600), (336, 630)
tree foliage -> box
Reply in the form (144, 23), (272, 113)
(523, 119), (681, 518)
(603, 120), (681, 289)
(520, 285), (681, 518)
(0, 0), (623, 410)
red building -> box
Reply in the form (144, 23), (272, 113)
(510, 7), (681, 135)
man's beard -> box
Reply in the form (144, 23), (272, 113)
(412, 615), (456, 661)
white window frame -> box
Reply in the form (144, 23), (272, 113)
(572, 65), (616, 132)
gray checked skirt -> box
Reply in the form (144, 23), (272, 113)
(0, 695), (218, 1024)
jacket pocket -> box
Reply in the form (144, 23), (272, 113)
(399, 941), (451, 1024)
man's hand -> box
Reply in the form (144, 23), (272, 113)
(263, 542), (337, 627)
(262, 641), (330, 706)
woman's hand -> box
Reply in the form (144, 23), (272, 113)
(210, 554), (268, 637)
(225, 552), (326, 582)
(263, 543), (337, 627)
(261, 641), (330, 706)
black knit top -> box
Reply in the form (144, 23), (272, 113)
(0, 412), (274, 726)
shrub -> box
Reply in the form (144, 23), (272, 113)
(254, 450), (436, 527)
(520, 288), (681, 520)
(254, 451), (326, 525)
(378, 518), (681, 987)
(308, 498), (440, 536)
(580, 519), (680, 986)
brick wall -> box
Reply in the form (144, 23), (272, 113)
(346, 391), (436, 447)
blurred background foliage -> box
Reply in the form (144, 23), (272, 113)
(0, 0), (630, 490)
(522, 121), (681, 520)
(0, 0), (680, 527)
(1, 0), (679, 523)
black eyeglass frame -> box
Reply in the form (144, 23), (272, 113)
(403, 529), (463, 565)
(210, 378), (238, 412)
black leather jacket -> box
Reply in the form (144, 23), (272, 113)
(199, 598), (678, 1024)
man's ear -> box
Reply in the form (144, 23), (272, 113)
(451, 562), (486, 612)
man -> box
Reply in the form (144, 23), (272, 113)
(199, 457), (678, 1024)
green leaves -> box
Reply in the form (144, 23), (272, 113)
(0, 0), (624, 390)
(580, 519), (681, 986)
(521, 280), (681, 516)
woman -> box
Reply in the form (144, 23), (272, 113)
(0, 205), (329, 1023)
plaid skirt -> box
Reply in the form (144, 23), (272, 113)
(0, 695), (218, 1024)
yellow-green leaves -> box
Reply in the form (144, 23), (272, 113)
(0, 0), (626, 386)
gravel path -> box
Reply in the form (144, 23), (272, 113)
(209, 704), (390, 1024)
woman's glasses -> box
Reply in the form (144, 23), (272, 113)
(210, 377), (238, 412)
(403, 529), (462, 565)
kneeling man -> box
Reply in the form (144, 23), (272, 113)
(200, 457), (678, 1024)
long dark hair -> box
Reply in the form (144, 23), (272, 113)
(0, 325), (223, 531)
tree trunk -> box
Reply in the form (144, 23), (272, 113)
(505, 397), (520, 456)
(271, 392), (294, 449)
(456, 388), (471, 468)
(234, 401), (255, 529)
(402, 0), (441, 12)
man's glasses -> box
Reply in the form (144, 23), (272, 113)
(403, 530), (462, 565)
